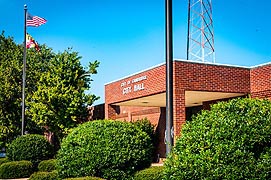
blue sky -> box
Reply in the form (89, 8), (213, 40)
(1, 0), (270, 105)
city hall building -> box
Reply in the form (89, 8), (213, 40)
(104, 59), (271, 158)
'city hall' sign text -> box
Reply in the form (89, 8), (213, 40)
(121, 75), (147, 95)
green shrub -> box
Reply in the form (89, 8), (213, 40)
(133, 118), (155, 141)
(0, 157), (9, 165)
(0, 160), (33, 179)
(64, 177), (105, 180)
(134, 166), (164, 180)
(38, 159), (56, 172)
(29, 170), (58, 180)
(57, 120), (153, 180)
(133, 118), (157, 161)
(164, 98), (271, 179)
(6, 134), (54, 166)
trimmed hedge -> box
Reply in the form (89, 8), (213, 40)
(6, 134), (54, 166)
(133, 119), (157, 162)
(133, 118), (155, 141)
(38, 159), (56, 172)
(64, 177), (105, 180)
(164, 98), (271, 179)
(0, 160), (33, 179)
(0, 157), (9, 165)
(29, 170), (58, 180)
(134, 166), (164, 180)
(57, 120), (153, 180)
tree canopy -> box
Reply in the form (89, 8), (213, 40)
(0, 32), (99, 148)
(28, 49), (99, 139)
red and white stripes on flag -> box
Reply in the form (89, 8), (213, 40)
(26, 13), (47, 27)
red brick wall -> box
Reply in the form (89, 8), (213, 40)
(112, 106), (161, 123)
(174, 61), (250, 93)
(250, 64), (271, 100)
(105, 60), (271, 156)
(105, 64), (166, 105)
(173, 61), (251, 137)
(105, 61), (271, 156)
(105, 61), (252, 135)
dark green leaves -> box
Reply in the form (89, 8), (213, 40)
(164, 98), (271, 179)
(56, 120), (153, 180)
(6, 134), (54, 166)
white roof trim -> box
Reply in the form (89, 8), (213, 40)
(250, 61), (271, 69)
(174, 59), (251, 69)
(104, 62), (165, 85)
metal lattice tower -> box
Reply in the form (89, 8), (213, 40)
(187, 0), (215, 63)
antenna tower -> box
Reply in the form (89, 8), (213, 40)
(187, 0), (215, 63)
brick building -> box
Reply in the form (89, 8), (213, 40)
(105, 60), (271, 158)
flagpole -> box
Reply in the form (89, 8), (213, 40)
(165, 0), (173, 155)
(22, 4), (27, 135)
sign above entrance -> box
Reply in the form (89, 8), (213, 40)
(121, 75), (147, 95)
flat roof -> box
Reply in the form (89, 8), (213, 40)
(105, 59), (271, 85)
(104, 62), (165, 85)
(250, 61), (271, 69)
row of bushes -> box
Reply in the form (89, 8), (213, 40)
(1, 119), (157, 179)
(0, 158), (163, 180)
(0, 158), (105, 180)
(0, 158), (56, 179)
(0, 160), (34, 179)
(29, 172), (105, 180)
(0, 157), (9, 165)
(28, 166), (163, 180)
(29, 171), (58, 180)
(3, 98), (271, 179)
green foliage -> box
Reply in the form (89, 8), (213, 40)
(28, 49), (100, 140)
(57, 120), (153, 179)
(0, 157), (9, 165)
(133, 118), (157, 161)
(133, 118), (155, 141)
(38, 159), (56, 172)
(164, 98), (271, 179)
(6, 134), (54, 166)
(0, 32), (52, 148)
(0, 32), (100, 149)
(134, 166), (164, 180)
(0, 160), (33, 179)
(64, 177), (105, 180)
(29, 170), (58, 180)
(0, 32), (24, 148)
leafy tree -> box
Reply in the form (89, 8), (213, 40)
(0, 32), (99, 148)
(0, 32), (24, 148)
(0, 32), (55, 148)
(27, 49), (99, 141)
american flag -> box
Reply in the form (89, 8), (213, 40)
(26, 13), (47, 27)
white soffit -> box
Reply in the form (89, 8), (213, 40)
(185, 91), (245, 107)
(113, 93), (166, 107)
(112, 91), (245, 107)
